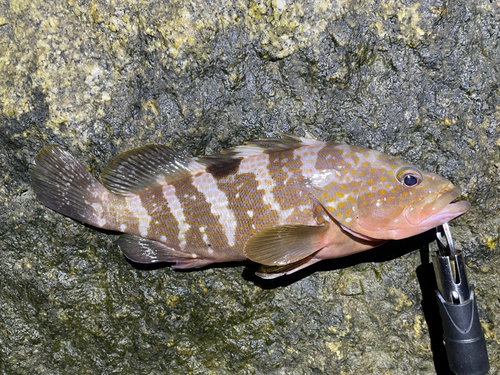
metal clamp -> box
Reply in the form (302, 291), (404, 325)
(432, 223), (489, 375)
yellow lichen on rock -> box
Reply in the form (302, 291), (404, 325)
(326, 341), (344, 359)
(372, 0), (429, 47)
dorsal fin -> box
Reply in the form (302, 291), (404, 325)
(234, 134), (321, 155)
(101, 135), (322, 195)
(198, 134), (322, 162)
(101, 145), (200, 195)
(192, 135), (322, 177)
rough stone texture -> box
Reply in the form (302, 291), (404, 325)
(1, 0), (499, 373)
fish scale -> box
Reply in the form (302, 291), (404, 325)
(30, 135), (470, 278)
(139, 186), (180, 246)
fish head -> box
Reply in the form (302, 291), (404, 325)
(309, 146), (470, 240)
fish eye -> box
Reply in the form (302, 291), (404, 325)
(396, 167), (423, 187)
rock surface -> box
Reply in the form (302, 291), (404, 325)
(1, 0), (499, 373)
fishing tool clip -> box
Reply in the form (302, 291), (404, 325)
(432, 222), (489, 375)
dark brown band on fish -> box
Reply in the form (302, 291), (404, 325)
(205, 157), (242, 179)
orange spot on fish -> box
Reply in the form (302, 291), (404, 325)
(347, 196), (357, 205)
(336, 192), (344, 198)
(379, 190), (387, 195)
(337, 201), (347, 210)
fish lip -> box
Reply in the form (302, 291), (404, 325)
(417, 200), (471, 228)
(404, 185), (470, 227)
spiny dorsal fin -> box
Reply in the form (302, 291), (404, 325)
(101, 145), (200, 195)
(244, 224), (330, 266)
(193, 135), (323, 180)
(236, 134), (321, 155)
(196, 134), (322, 164)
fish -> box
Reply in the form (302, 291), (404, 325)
(30, 135), (470, 278)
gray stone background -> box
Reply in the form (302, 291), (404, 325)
(1, 0), (499, 373)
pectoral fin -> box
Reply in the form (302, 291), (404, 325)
(244, 224), (330, 266)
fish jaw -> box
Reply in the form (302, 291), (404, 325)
(403, 185), (471, 234)
(343, 184), (470, 241)
(408, 199), (470, 232)
(404, 184), (470, 227)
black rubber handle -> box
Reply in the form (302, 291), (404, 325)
(436, 289), (489, 375)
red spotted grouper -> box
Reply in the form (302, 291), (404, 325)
(30, 135), (470, 278)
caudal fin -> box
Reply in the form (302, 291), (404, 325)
(30, 145), (110, 228)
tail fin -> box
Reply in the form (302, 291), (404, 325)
(30, 145), (110, 228)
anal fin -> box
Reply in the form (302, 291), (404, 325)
(118, 234), (212, 269)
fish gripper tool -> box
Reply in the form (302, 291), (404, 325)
(432, 222), (489, 375)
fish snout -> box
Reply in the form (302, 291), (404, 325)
(405, 184), (470, 227)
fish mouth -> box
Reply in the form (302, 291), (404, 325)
(405, 185), (471, 228)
